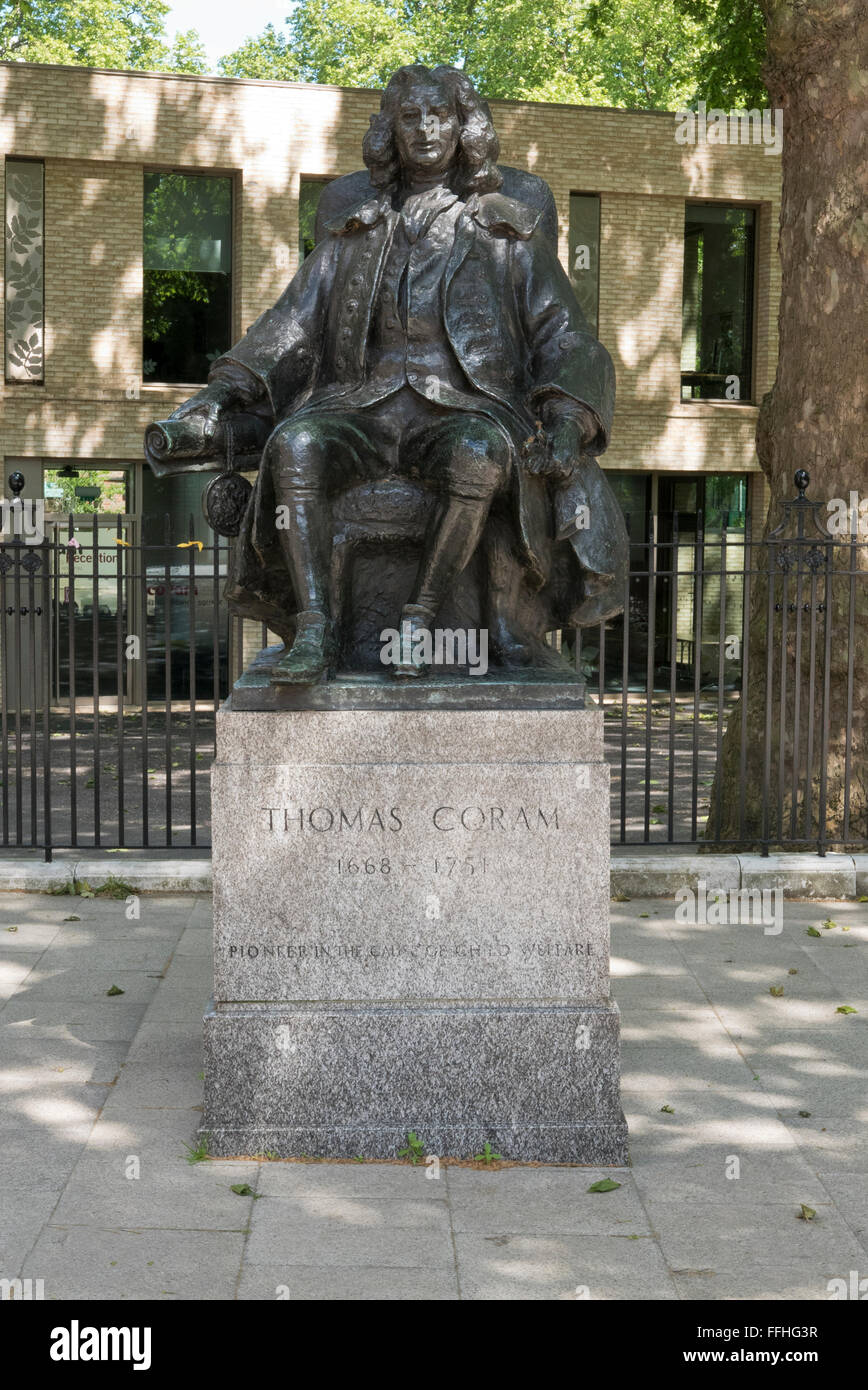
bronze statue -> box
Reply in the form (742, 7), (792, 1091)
(145, 64), (628, 683)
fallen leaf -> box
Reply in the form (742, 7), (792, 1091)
(106, 984), (125, 996)
(769, 985), (785, 997)
(806, 927), (821, 937)
(797, 1204), (816, 1221)
(836, 1005), (858, 1015)
(660, 1104), (675, 1114)
(587, 1178), (621, 1193)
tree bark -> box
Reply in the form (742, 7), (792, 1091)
(711, 0), (868, 848)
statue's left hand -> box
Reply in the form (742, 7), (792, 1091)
(544, 415), (590, 485)
(523, 400), (598, 484)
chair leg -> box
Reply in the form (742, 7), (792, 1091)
(329, 536), (352, 670)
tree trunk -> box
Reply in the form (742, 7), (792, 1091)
(711, 0), (868, 848)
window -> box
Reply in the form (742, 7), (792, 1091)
(681, 205), (755, 402)
(299, 178), (328, 260)
(4, 159), (44, 383)
(575, 471), (749, 692)
(568, 193), (600, 336)
(44, 466), (129, 516)
(143, 172), (232, 384)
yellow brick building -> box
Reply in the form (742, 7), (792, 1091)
(2, 61), (779, 492)
(1, 61), (780, 698)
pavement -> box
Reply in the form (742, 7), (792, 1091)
(1, 891), (867, 1301)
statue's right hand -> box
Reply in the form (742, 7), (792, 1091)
(167, 382), (237, 441)
(167, 394), (217, 439)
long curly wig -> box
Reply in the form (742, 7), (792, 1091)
(363, 64), (502, 199)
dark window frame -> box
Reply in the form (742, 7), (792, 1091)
(567, 191), (601, 337)
(680, 199), (758, 406)
(141, 166), (236, 388)
(298, 176), (332, 262)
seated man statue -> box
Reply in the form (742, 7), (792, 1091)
(160, 62), (628, 683)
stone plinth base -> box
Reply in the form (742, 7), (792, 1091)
(202, 670), (627, 1164)
(202, 999), (627, 1164)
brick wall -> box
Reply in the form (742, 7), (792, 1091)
(1, 61), (782, 483)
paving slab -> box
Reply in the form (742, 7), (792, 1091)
(645, 1199), (863, 1267)
(236, 1263), (460, 1300)
(445, 1166), (645, 1236)
(670, 1265), (844, 1300)
(2, 889), (867, 1300)
(21, 1226), (246, 1301)
(243, 1201), (455, 1268)
(454, 1232), (679, 1300)
(0, 999), (147, 1043)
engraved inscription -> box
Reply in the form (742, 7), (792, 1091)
(264, 804), (561, 833)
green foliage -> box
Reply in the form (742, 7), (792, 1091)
(218, 0), (767, 111)
(93, 875), (136, 899)
(473, 1140), (503, 1164)
(0, 0), (208, 73)
(218, 23), (303, 82)
(182, 1133), (211, 1163)
(2, 0), (767, 112)
(48, 873), (134, 897)
(44, 468), (126, 515)
(397, 1130), (426, 1164)
(674, 0), (767, 108)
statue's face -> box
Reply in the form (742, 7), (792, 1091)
(393, 80), (460, 178)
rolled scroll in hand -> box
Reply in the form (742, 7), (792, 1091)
(144, 413), (272, 478)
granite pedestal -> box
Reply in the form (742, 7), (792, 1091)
(202, 655), (627, 1163)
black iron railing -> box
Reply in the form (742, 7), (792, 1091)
(0, 474), (864, 857)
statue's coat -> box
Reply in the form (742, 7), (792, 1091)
(209, 189), (627, 641)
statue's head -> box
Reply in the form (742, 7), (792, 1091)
(363, 64), (502, 197)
